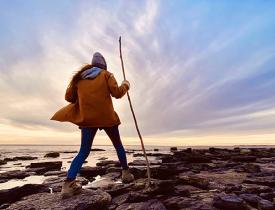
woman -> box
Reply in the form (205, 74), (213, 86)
(50, 52), (134, 198)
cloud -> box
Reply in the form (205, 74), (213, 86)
(0, 0), (275, 145)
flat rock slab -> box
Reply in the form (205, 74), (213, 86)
(6, 189), (111, 210)
(116, 199), (166, 210)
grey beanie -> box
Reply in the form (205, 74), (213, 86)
(91, 52), (107, 70)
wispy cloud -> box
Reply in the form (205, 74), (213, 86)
(0, 0), (275, 145)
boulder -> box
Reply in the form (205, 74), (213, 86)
(25, 161), (62, 175)
(151, 165), (178, 179)
(116, 199), (166, 210)
(239, 193), (261, 208)
(27, 161), (62, 169)
(96, 160), (120, 167)
(179, 174), (210, 190)
(243, 176), (275, 187)
(0, 170), (31, 181)
(44, 152), (60, 158)
(6, 189), (111, 210)
(0, 184), (49, 205)
(257, 199), (274, 210)
(236, 163), (261, 173)
(79, 166), (106, 178)
(231, 155), (257, 162)
(141, 179), (176, 196)
(213, 194), (249, 210)
(162, 196), (197, 209)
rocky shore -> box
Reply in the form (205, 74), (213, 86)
(0, 147), (275, 209)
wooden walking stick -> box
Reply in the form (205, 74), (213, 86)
(119, 36), (151, 187)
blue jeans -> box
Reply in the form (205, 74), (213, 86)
(66, 125), (129, 180)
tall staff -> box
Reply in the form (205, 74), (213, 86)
(119, 36), (151, 187)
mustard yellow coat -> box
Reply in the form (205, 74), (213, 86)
(50, 70), (129, 128)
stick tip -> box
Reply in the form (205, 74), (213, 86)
(119, 36), (121, 42)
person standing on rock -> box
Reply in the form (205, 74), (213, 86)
(50, 52), (134, 198)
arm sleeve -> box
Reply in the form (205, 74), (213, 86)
(107, 73), (129, 99)
(65, 85), (77, 103)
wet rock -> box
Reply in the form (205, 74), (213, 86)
(96, 160), (120, 167)
(0, 203), (10, 209)
(133, 153), (165, 157)
(106, 166), (122, 173)
(179, 174), (210, 190)
(43, 170), (67, 176)
(154, 148), (159, 151)
(129, 167), (147, 179)
(151, 165), (178, 179)
(236, 163), (261, 173)
(91, 148), (105, 151)
(243, 176), (275, 187)
(27, 161), (62, 169)
(62, 150), (77, 153)
(212, 194), (249, 210)
(112, 191), (149, 207)
(4, 156), (38, 161)
(259, 192), (274, 201)
(180, 153), (212, 163)
(0, 184), (49, 205)
(79, 166), (106, 178)
(25, 161), (62, 175)
(116, 199), (166, 210)
(44, 152), (60, 158)
(6, 189), (111, 210)
(13, 163), (22, 165)
(241, 184), (273, 194)
(160, 154), (175, 163)
(106, 183), (135, 197)
(225, 183), (243, 194)
(162, 196), (197, 209)
(239, 193), (261, 207)
(231, 155), (257, 162)
(258, 199), (274, 210)
(0, 170), (31, 181)
(173, 185), (191, 196)
(0, 159), (7, 165)
(142, 179), (176, 196)
(170, 147), (178, 152)
(98, 157), (108, 160)
(128, 159), (161, 166)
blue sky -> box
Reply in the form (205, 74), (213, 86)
(0, 0), (275, 145)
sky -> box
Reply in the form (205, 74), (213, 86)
(0, 0), (275, 146)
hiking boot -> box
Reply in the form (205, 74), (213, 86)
(122, 169), (134, 183)
(61, 179), (82, 198)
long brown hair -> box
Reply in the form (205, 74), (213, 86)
(67, 63), (92, 89)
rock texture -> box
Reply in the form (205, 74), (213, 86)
(6, 189), (111, 210)
(0, 147), (274, 209)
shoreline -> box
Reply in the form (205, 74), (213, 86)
(0, 146), (275, 209)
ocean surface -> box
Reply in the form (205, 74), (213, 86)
(0, 144), (274, 190)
